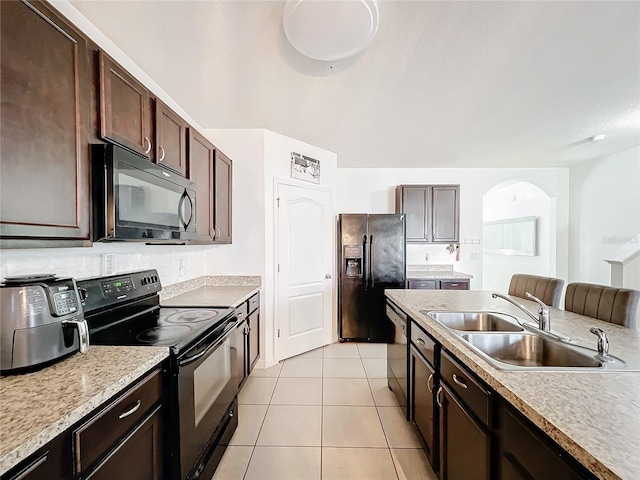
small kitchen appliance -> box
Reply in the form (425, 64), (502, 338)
(0, 275), (89, 373)
(78, 269), (238, 480)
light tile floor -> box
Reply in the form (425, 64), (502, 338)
(213, 342), (438, 480)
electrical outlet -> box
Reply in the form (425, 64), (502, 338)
(469, 252), (479, 261)
(178, 258), (186, 277)
(102, 253), (116, 275)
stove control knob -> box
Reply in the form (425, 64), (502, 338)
(141, 277), (147, 285)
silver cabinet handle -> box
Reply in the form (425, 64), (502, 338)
(212, 228), (217, 240)
(216, 228), (221, 238)
(159, 145), (166, 162)
(14, 453), (48, 480)
(325, 274), (332, 279)
(118, 399), (141, 419)
(144, 136), (151, 154)
(400, 323), (406, 336)
(427, 373), (434, 393)
(450, 283), (459, 287)
(417, 338), (426, 346)
(452, 373), (468, 389)
(436, 386), (444, 408)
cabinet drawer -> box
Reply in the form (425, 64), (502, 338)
(408, 279), (438, 289)
(235, 301), (249, 322)
(440, 351), (490, 426)
(440, 280), (469, 290)
(410, 321), (437, 367)
(248, 292), (260, 314)
(74, 369), (163, 474)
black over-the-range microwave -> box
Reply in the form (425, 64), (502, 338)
(91, 143), (197, 243)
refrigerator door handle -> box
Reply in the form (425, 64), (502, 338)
(362, 234), (368, 290)
(369, 234), (374, 288)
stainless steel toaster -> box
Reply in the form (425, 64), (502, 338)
(1, 274), (89, 373)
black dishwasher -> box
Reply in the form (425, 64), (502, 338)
(386, 300), (409, 419)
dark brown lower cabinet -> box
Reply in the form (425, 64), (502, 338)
(499, 405), (595, 480)
(1, 431), (72, 480)
(236, 318), (248, 388)
(410, 346), (437, 469)
(248, 308), (260, 372)
(438, 383), (491, 480)
(86, 406), (163, 480)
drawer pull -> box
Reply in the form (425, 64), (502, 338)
(400, 324), (406, 336)
(450, 283), (459, 287)
(14, 453), (48, 480)
(416, 338), (426, 346)
(436, 386), (444, 408)
(118, 400), (142, 419)
(427, 373), (434, 393)
(251, 300), (258, 305)
(452, 373), (468, 389)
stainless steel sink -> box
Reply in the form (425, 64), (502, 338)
(425, 311), (524, 332)
(461, 333), (604, 369)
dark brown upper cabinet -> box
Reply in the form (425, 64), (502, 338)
(396, 185), (460, 243)
(98, 51), (153, 158)
(213, 150), (233, 244)
(155, 100), (188, 175)
(188, 128), (215, 242)
(0, 0), (92, 246)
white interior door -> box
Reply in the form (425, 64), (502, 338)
(276, 183), (333, 361)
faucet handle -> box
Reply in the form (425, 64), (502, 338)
(590, 327), (610, 356)
(525, 292), (548, 311)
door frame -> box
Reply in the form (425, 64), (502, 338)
(273, 178), (336, 363)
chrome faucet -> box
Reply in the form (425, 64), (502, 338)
(491, 292), (551, 331)
(590, 327), (610, 356)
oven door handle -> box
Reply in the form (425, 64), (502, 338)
(178, 321), (236, 368)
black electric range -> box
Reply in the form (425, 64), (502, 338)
(78, 269), (239, 480)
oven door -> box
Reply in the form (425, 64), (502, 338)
(177, 316), (238, 480)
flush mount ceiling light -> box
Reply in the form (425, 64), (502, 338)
(283, 0), (379, 61)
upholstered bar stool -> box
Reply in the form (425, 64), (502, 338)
(508, 274), (565, 308)
(564, 283), (640, 329)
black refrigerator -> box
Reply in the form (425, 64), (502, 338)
(338, 213), (406, 342)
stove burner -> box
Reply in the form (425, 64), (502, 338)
(136, 325), (193, 345)
(163, 309), (220, 324)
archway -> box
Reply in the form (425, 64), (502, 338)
(482, 181), (555, 294)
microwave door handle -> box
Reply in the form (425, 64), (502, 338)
(177, 191), (188, 230)
(184, 191), (194, 228)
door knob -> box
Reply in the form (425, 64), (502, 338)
(325, 274), (332, 279)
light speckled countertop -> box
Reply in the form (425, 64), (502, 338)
(161, 285), (260, 308)
(385, 289), (640, 480)
(407, 270), (473, 280)
(0, 346), (169, 475)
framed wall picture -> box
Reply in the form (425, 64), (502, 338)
(291, 152), (320, 184)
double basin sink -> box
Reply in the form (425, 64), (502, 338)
(422, 311), (625, 371)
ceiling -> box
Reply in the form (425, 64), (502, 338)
(69, 0), (640, 168)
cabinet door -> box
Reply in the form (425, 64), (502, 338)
(213, 150), (233, 244)
(2, 430), (71, 480)
(1, 0), (91, 242)
(439, 384), (491, 480)
(155, 100), (187, 175)
(399, 187), (430, 242)
(188, 128), (215, 242)
(87, 406), (163, 480)
(99, 51), (152, 157)
(411, 347), (437, 470)
(236, 319), (248, 388)
(248, 309), (260, 373)
(431, 185), (459, 243)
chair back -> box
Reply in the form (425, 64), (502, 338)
(508, 274), (565, 308)
(564, 283), (639, 329)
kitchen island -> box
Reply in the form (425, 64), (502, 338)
(0, 346), (169, 475)
(385, 289), (640, 480)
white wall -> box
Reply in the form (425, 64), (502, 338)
(482, 182), (553, 293)
(201, 129), (266, 275)
(336, 167), (570, 290)
(569, 146), (640, 286)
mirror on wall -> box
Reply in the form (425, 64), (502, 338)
(483, 216), (537, 256)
